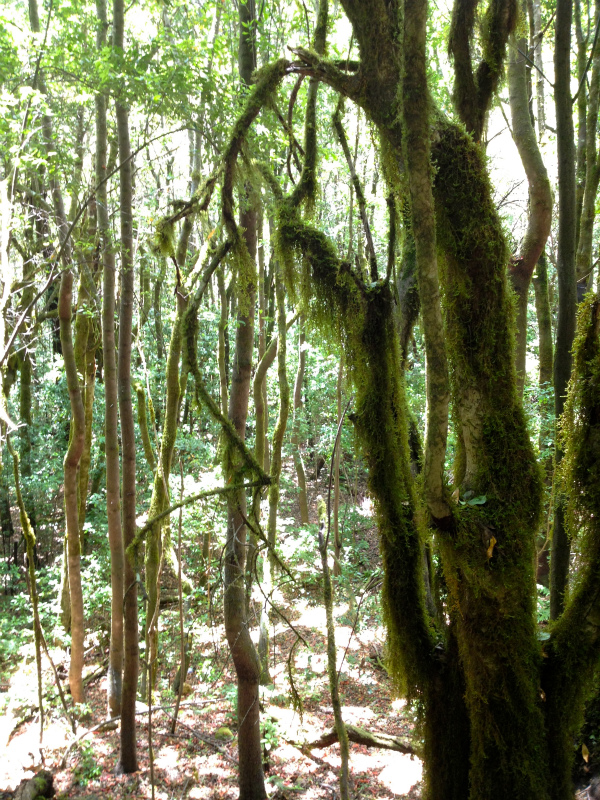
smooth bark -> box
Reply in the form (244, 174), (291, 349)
(114, 0), (138, 772)
(507, 16), (552, 394)
(59, 268), (86, 705)
(550, 0), (578, 621)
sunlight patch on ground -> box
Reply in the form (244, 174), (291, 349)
(379, 754), (423, 795)
(154, 744), (181, 777)
(324, 748), (422, 796)
(339, 705), (376, 725)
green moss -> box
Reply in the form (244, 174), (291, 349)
(276, 201), (435, 696)
(153, 218), (176, 258)
(432, 118), (548, 799)
(542, 296), (600, 800)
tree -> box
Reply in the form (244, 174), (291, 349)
(167, 0), (600, 796)
(114, 0), (138, 773)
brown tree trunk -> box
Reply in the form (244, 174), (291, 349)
(222, 2), (265, 794)
(59, 268), (86, 705)
(507, 9), (552, 395)
(96, 0), (124, 721)
(291, 320), (309, 524)
(114, 0), (138, 772)
(550, 0), (578, 621)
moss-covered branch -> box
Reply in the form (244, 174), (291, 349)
(448, 0), (518, 141)
(135, 383), (156, 471)
(402, 0), (450, 521)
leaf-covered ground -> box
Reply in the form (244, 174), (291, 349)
(0, 582), (423, 799)
(0, 461), (425, 799)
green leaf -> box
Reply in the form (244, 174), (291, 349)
(467, 495), (487, 505)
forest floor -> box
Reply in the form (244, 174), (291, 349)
(0, 596), (423, 799)
(0, 467), (423, 799)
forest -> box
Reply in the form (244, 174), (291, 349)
(1, 0), (600, 798)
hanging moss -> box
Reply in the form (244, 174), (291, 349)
(277, 200), (435, 695)
(153, 218), (176, 258)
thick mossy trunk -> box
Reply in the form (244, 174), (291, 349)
(433, 121), (548, 799)
(542, 297), (600, 800)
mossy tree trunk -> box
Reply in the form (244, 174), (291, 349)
(276, 0), (579, 796)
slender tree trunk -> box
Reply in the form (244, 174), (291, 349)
(59, 268), (86, 705)
(333, 355), (343, 576)
(75, 205), (98, 551)
(291, 320), (309, 524)
(222, 2), (265, 794)
(533, 254), (555, 479)
(507, 11), (552, 394)
(114, 0), (138, 772)
(258, 269), (289, 684)
(145, 291), (187, 692)
(532, 0), (545, 138)
(575, 0), (588, 240)
(550, 0), (577, 620)
(402, 0), (450, 521)
(575, 0), (600, 296)
(317, 495), (349, 800)
(154, 259), (166, 363)
(96, 0), (124, 721)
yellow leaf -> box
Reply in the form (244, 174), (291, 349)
(583, 743), (590, 763)
(207, 228), (216, 240)
(486, 536), (497, 559)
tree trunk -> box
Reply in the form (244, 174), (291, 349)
(291, 320), (309, 524)
(258, 269), (289, 684)
(332, 355), (343, 575)
(96, 0), (124, 720)
(75, 206), (98, 551)
(114, 0), (138, 772)
(550, 0), (577, 621)
(507, 10), (552, 395)
(59, 268), (86, 705)
(575, 0), (600, 296)
(222, 1), (266, 795)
